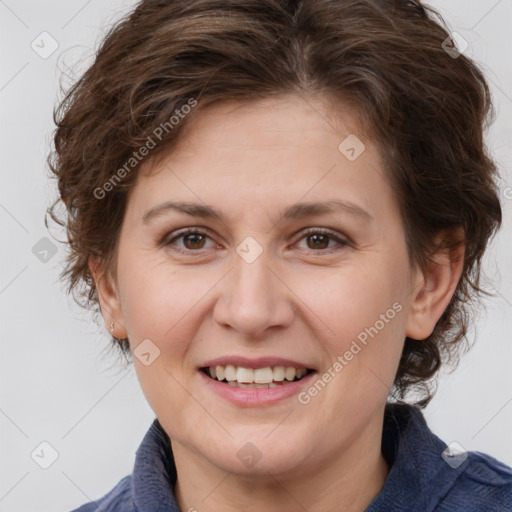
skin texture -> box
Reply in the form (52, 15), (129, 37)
(90, 93), (464, 511)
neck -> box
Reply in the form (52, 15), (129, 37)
(171, 408), (389, 512)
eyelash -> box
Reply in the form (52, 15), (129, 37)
(162, 227), (349, 255)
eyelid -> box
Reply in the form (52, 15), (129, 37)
(162, 227), (219, 251)
(293, 227), (349, 245)
(162, 226), (350, 254)
(291, 227), (350, 253)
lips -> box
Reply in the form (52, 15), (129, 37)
(198, 364), (317, 406)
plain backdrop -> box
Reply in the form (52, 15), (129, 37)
(0, 1), (511, 511)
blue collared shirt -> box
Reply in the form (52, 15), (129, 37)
(71, 403), (512, 511)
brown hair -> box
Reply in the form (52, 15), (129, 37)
(46, 0), (502, 406)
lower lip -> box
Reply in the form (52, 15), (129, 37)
(198, 370), (317, 407)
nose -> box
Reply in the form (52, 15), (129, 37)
(212, 245), (295, 339)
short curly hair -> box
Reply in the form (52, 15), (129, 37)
(46, 0), (502, 406)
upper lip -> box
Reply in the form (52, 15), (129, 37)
(200, 356), (315, 370)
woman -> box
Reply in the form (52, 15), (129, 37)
(47, 0), (512, 510)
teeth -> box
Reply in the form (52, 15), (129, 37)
(205, 365), (310, 384)
(285, 367), (296, 381)
(273, 366), (285, 381)
(227, 381), (287, 388)
(236, 367), (254, 383)
(215, 365), (224, 381)
(254, 367), (274, 384)
(224, 364), (237, 381)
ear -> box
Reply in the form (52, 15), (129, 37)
(405, 229), (465, 340)
(88, 255), (128, 339)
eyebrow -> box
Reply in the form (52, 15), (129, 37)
(142, 199), (373, 225)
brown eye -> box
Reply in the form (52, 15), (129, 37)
(165, 229), (215, 254)
(306, 233), (331, 250)
(295, 229), (348, 253)
(182, 233), (206, 250)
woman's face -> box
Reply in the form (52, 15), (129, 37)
(101, 93), (427, 478)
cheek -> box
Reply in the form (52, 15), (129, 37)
(124, 272), (202, 412)
(119, 260), (203, 340)
(294, 260), (408, 399)
(297, 263), (404, 340)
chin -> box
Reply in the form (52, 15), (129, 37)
(201, 434), (312, 478)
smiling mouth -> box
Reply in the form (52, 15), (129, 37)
(200, 365), (316, 388)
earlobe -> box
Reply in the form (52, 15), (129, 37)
(88, 256), (128, 339)
(405, 231), (464, 340)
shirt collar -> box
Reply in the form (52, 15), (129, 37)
(132, 417), (179, 511)
(367, 402), (469, 510)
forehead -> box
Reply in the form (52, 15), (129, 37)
(166, 94), (364, 153)
(130, 93), (396, 227)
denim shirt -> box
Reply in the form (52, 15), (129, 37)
(71, 403), (512, 511)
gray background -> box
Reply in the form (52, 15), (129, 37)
(1, 1), (511, 510)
